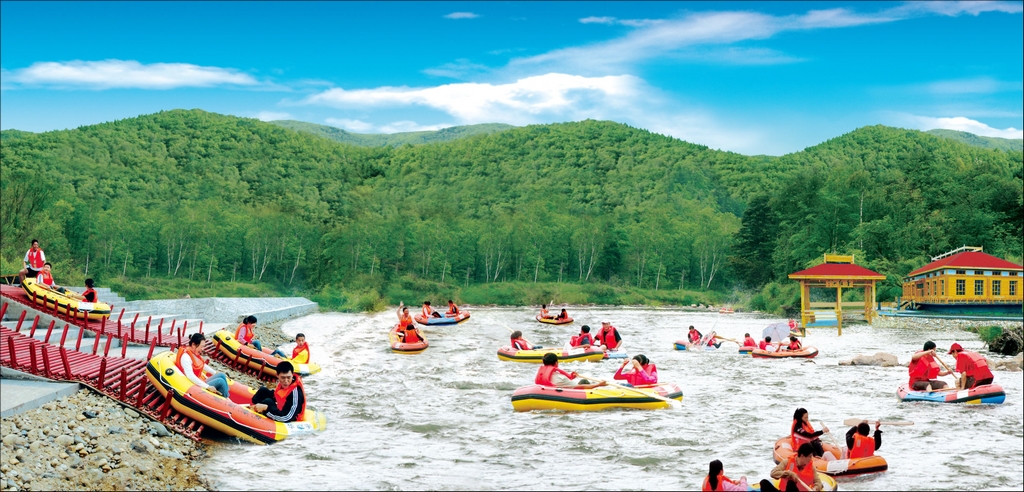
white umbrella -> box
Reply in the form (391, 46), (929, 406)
(762, 322), (790, 342)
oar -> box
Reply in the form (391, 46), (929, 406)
(935, 354), (962, 389)
(820, 421), (841, 450)
(574, 372), (680, 407)
(842, 418), (914, 427)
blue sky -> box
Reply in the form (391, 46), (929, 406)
(1, 1), (1021, 155)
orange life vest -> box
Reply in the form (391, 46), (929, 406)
(849, 433), (875, 459)
(599, 326), (620, 350)
(447, 303), (459, 314)
(422, 306), (433, 317)
(540, 308), (550, 318)
(512, 338), (530, 350)
(957, 351), (993, 382)
(791, 420), (816, 448)
(82, 288), (97, 303)
(36, 271), (54, 286)
(778, 458), (816, 492)
(571, 332), (593, 347)
(274, 376), (306, 421)
(789, 340), (802, 350)
(27, 248), (45, 269)
(403, 327), (421, 344)
(291, 343), (310, 364)
(535, 365), (572, 386)
(398, 313), (413, 329)
(235, 323), (255, 345)
(701, 472), (731, 491)
(174, 346), (205, 379)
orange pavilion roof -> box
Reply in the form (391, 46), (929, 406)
(789, 263), (885, 280)
(907, 251), (1023, 277)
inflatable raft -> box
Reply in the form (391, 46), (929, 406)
(146, 351), (326, 444)
(674, 340), (716, 351)
(738, 346), (754, 354)
(749, 473), (837, 491)
(414, 312), (470, 325)
(389, 324), (428, 354)
(497, 345), (605, 363)
(21, 278), (111, 320)
(511, 382), (683, 412)
(751, 347), (819, 359)
(604, 350), (629, 359)
(536, 315), (573, 325)
(896, 383), (1005, 404)
(774, 437), (888, 478)
(211, 330), (321, 377)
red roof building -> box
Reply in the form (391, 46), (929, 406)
(901, 247), (1023, 309)
(907, 251), (1023, 277)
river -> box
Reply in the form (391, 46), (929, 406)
(201, 308), (1023, 491)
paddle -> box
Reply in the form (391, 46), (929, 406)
(842, 418), (914, 427)
(574, 372), (680, 407)
(820, 421), (841, 450)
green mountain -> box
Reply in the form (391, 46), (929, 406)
(926, 129), (1023, 152)
(1, 110), (1020, 311)
(267, 120), (515, 147)
(0, 129), (35, 141)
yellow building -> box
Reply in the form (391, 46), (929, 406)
(902, 246), (1024, 312)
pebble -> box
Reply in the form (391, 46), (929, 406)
(82, 411), (97, 419)
(55, 435), (74, 447)
(150, 423), (171, 437)
(107, 426), (125, 435)
(125, 409), (139, 419)
(158, 450), (185, 459)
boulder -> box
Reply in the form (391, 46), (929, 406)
(839, 352), (899, 367)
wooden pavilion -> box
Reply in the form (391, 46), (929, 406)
(788, 254), (886, 336)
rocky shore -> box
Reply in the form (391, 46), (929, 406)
(1, 389), (209, 491)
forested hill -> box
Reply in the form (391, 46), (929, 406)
(1, 109), (1020, 311)
(926, 129), (1023, 152)
(268, 120), (515, 147)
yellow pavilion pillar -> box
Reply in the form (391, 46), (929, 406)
(836, 286), (843, 336)
(800, 281), (810, 328)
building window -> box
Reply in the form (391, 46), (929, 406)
(1011, 281), (1018, 296)
(956, 270), (966, 275)
(956, 279), (965, 296)
(974, 279), (984, 296)
(941, 280), (945, 296)
(992, 280), (1001, 296)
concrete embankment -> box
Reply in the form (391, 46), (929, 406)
(117, 297), (317, 324)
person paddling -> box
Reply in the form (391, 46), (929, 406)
(535, 353), (606, 389)
(948, 343), (994, 390)
(845, 420), (882, 459)
(908, 341), (951, 391)
(613, 354), (658, 386)
(762, 443), (823, 492)
(596, 321), (623, 352)
(702, 460), (748, 491)
(791, 408), (828, 458)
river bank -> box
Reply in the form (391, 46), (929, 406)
(0, 388), (209, 491)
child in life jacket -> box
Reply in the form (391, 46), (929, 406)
(290, 333), (310, 364)
(786, 336), (802, 351)
(570, 325), (594, 348)
(510, 331), (535, 350)
(613, 354), (658, 386)
(534, 353), (606, 389)
(844, 421), (881, 459)
(703, 460), (748, 491)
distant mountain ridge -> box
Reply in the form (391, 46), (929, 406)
(926, 129), (1023, 152)
(267, 120), (515, 147)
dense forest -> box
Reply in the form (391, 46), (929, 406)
(1, 110), (1021, 312)
(926, 129), (1023, 152)
(268, 120), (515, 147)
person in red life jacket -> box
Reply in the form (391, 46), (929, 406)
(235, 315), (267, 352)
(397, 302), (414, 329)
(252, 361), (306, 422)
(948, 343), (995, 389)
(571, 325), (594, 348)
(509, 330), (535, 350)
(446, 299), (459, 316)
(18, 239), (46, 285)
(759, 336), (779, 352)
(706, 331), (722, 349)
(422, 301), (442, 318)
(80, 278), (98, 303)
(845, 420), (881, 459)
(762, 443), (823, 492)
(535, 353), (606, 388)
(687, 326), (703, 344)
(908, 341), (951, 391)
(290, 333), (310, 364)
(596, 321), (622, 351)
(791, 408), (828, 458)
(399, 324), (424, 344)
(742, 333), (757, 348)
(539, 304), (552, 319)
(176, 333), (231, 397)
(613, 354), (658, 386)
(35, 262), (69, 294)
(556, 308), (569, 321)
(702, 460), (748, 491)
(786, 336), (802, 351)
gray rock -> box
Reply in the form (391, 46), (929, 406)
(839, 352), (899, 367)
(158, 449), (185, 459)
(150, 423), (171, 437)
(55, 435), (74, 447)
(124, 409), (140, 419)
(130, 440), (155, 454)
(107, 426), (125, 435)
(82, 411), (97, 419)
(1, 435), (16, 447)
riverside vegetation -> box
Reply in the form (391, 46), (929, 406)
(1, 110), (1021, 312)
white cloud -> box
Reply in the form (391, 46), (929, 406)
(910, 115), (1023, 139)
(255, 111), (292, 121)
(378, 121), (451, 133)
(926, 77), (1023, 94)
(325, 118), (375, 132)
(303, 73), (642, 125)
(444, 12), (479, 19)
(891, 1), (1023, 17)
(422, 59), (491, 79)
(579, 16), (662, 27)
(580, 16), (616, 25)
(5, 59), (259, 89)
